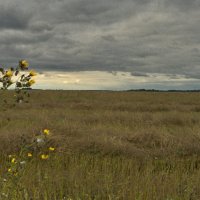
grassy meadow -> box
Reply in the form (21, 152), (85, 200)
(1, 90), (200, 199)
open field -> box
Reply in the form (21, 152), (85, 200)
(1, 90), (200, 199)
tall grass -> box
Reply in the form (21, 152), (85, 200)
(1, 154), (200, 199)
(1, 90), (200, 199)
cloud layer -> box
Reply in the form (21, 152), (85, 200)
(0, 0), (200, 86)
(31, 71), (200, 90)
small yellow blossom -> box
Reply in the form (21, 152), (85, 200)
(28, 79), (36, 86)
(11, 158), (16, 164)
(8, 168), (12, 172)
(13, 172), (18, 176)
(19, 60), (29, 69)
(29, 70), (37, 76)
(43, 129), (50, 135)
(41, 154), (49, 160)
(5, 70), (13, 77)
(49, 147), (55, 151)
(28, 153), (32, 157)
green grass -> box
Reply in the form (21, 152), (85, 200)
(1, 90), (200, 199)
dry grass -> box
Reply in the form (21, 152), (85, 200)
(1, 90), (200, 157)
(1, 90), (200, 199)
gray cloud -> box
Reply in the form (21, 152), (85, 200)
(0, 5), (32, 30)
(164, 0), (200, 11)
(29, 21), (54, 32)
(130, 72), (149, 77)
(0, 0), (199, 86)
(101, 35), (117, 42)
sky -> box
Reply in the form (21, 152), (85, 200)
(0, 0), (200, 90)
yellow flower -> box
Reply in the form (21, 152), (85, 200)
(19, 60), (29, 69)
(5, 70), (13, 77)
(8, 168), (12, 172)
(11, 158), (16, 164)
(28, 79), (36, 86)
(49, 147), (55, 151)
(29, 70), (37, 76)
(40, 154), (49, 160)
(28, 153), (32, 157)
(14, 172), (18, 176)
(43, 129), (50, 135)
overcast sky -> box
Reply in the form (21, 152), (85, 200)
(0, 0), (200, 90)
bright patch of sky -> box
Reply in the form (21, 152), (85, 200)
(33, 71), (200, 90)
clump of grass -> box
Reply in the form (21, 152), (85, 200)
(0, 153), (200, 199)
(0, 128), (56, 199)
(0, 61), (56, 199)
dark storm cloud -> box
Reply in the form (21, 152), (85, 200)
(130, 72), (149, 77)
(0, 5), (32, 29)
(29, 21), (54, 32)
(0, 0), (200, 83)
(164, 0), (200, 11)
(34, 0), (150, 25)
